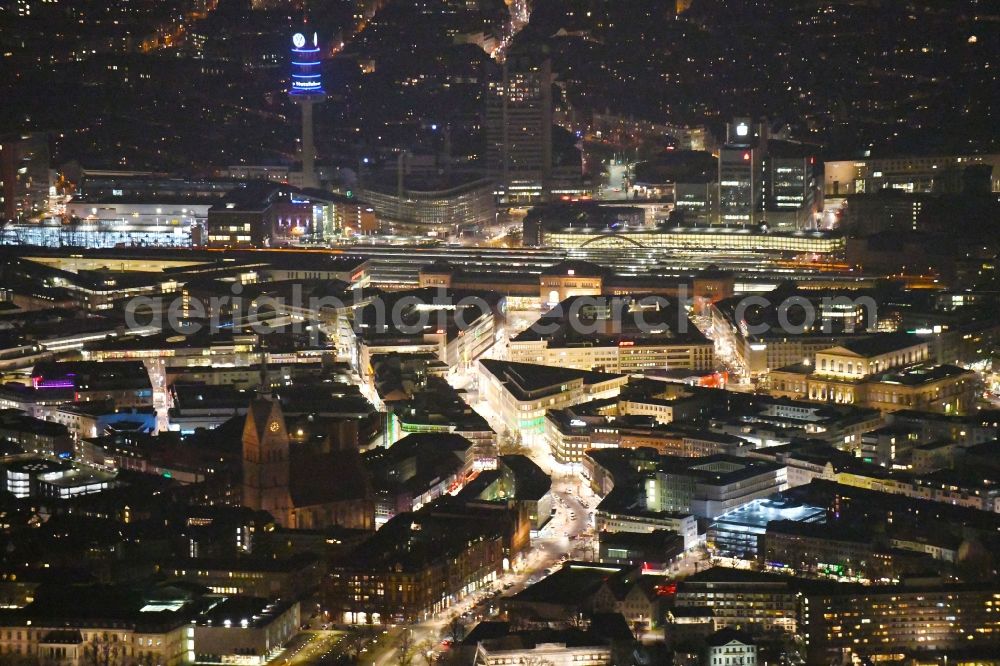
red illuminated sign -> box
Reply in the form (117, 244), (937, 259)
(654, 583), (677, 596)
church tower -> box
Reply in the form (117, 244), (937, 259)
(242, 397), (292, 524)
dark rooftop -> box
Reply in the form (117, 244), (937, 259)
(500, 455), (551, 501)
(507, 561), (636, 607)
(540, 259), (605, 277)
(479, 359), (625, 401)
(838, 332), (923, 357)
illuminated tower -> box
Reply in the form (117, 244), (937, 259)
(290, 31), (326, 189)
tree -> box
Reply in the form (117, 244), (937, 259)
(134, 651), (157, 666)
(415, 639), (437, 666)
(344, 632), (366, 661)
(364, 610), (377, 637)
(396, 629), (417, 666)
(83, 634), (125, 666)
(444, 615), (465, 644)
(498, 428), (527, 456)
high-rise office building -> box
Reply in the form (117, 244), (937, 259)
(767, 141), (821, 229)
(0, 133), (50, 223)
(486, 48), (553, 205)
(715, 119), (821, 228)
(718, 118), (767, 226)
(674, 179), (717, 225)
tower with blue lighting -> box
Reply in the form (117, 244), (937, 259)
(290, 31), (325, 189)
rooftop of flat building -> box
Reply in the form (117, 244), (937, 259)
(57, 401), (156, 418)
(0, 409), (70, 437)
(797, 361), (974, 386)
(764, 518), (874, 544)
(170, 383), (251, 411)
(776, 442), (860, 470)
(479, 359), (626, 401)
(506, 561), (636, 607)
(875, 363), (972, 386)
(272, 383), (375, 417)
(539, 259), (605, 277)
(6, 246), (368, 275)
(891, 408), (1000, 427)
(0, 583), (211, 631)
(68, 194), (222, 206)
(1, 455), (71, 475)
(711, 496), (827, 528)
(30, 360), (151, 391)
(679, 566), (799, 587)
(392, 390), (492, 431)
(419, 259), (457, 275)
(868, 424), (922, 436)
(964, 439), (1000, 458)
(474, 627), (616, 652)
(914, 465), (1000, 490)
(667, 454), (785, 486)
(500, 454), (551, 501)
(364, 432), (472, 473)
(194, 596), (297, 628)
(727, 392), (883, 424)
(836, 332), (923, 357)
(164, 553), (319, 574)
(208, 180), (289, 212)
(36, 462), (117, 487)
(513, 294), (708, 346)
(1, 255), (172, 292)
(597, 529), (683, 549)
(334, 504), (510, 572)
(545, 407), (612, 434)
(680, 564), (1000, 596)
(595, 485), (692, 522)
(788, 479), (1000, 533)
(542, 221), (841, 239)
(355, 287), (503, 342)
(462, 621), (512, 646)
(454, 469), (503, 501)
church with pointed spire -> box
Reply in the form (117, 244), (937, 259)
(242, 397), (292, 520)
(242, 396), (375, 530)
